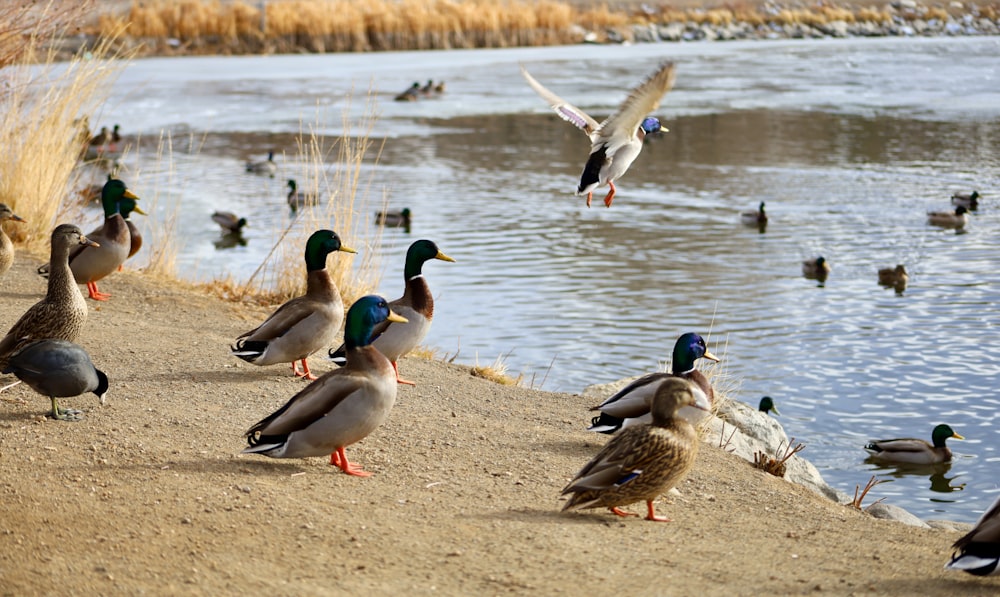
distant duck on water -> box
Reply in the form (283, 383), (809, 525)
(802, 256), (830, 282)
(287, 179), (319, 211)
(951, 190), (979, 211)
(246, 151), (277, 177)
(375, 208), (411, 229)
(927, 205), (968, 229)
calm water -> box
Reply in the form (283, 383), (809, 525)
(91, 37), (1000, 522)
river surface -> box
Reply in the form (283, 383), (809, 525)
(90, 36), (1000, 522)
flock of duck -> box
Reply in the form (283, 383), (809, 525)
(0, 59), (996, 578)
(740, 190), (976, 292)
(393, 79), (446, 102)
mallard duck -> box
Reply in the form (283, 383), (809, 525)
(927, 205), (968, 229)
(2, 339), (108, 421)
(243, 295), (407, 476)
(72, 197), (145, 272)
(245, 151), (277, 177)
(211, 211), (248, 233)
(111, 124), (122, 143)
(741, 201), (768, 227)
(562, 377), (703, 521)
(520, 62), (676, 208)
(433, 81), (446, 94)
(420, 79), (435, 96)
(232, 229), (356, 380)
(588, 332), (719, 434)
(329, 239), (454, 385)
(394, 82), (420, 102)
(88, 126), (110, 147)
(0, 203), (26, 277)
(802, 256), (830, 281)
(946, 493), (1000, 576)
(286, 179), (319, 211)
(0, 225), (97, 367)
(65, 178), (141, 300)
(877, 264), (908, 291)
(863, 424), (963, 465)
(375, 208), (411, 228)
(951, 190), (979, 211)
(758, 396), (779, 416)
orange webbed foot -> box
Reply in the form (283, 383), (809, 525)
(330, 447), (372, 477)
(609, 507), (639, 518)
(87, 282), (111, 301)
(644, 501), (673, 522)
(603, 182), (617, 208)
(292, 360), (318, 380)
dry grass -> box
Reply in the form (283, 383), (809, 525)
(0, 5), (128, 252)
(78, 0), (994, 56)
(470, 352), (524, 386)
(90, 0), (589, 53)
(221, 90), (386, 309)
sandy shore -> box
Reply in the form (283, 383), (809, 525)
(0, 251), (994, 595)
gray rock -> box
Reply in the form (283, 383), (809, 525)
(658, 23), (686, 41)
(927, 519), (974, 532)
(632, 24), (659, 43)
(865, 502), (931, 528)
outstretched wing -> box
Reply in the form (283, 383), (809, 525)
(597, 62), (676, 147)
(520, 65), (601, 136)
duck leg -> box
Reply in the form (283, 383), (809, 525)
(644, 500), (672, 522)
(392, 361), (415, 386)
(609, 506), (638, 518)
(602, 181), (617, 208)
(585, 192), (593, 208)
(291, 359), (318, 381)
(86, 282), (111, 301)
(329, 446), (371, 477)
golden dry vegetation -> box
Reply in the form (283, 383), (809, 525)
(80, 0), (1000, 56)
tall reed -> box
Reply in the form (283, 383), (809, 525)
(0, 4), (127, 250)
(231, 90), (385, 309)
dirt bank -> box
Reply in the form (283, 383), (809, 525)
(0, 252), (993, 595)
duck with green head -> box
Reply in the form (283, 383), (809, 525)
(563, 378), (704, 522)
(375, 207), (411, 229)
(232, 230), (356, 380)
(0, 203), (26, 277)
(741, 201), (768, 229)
(758, 396), (779, 416)
(243, 295), (407, 477)
(802, 256), (830, 282)
(287, 179), (319, 211)
(951, 190), (979, 211)
(588, 332), (719, 434)
(328, 239), (454, 385)
(211, 211), (248, 234)
(65, 178), (141, 300)
(520, 62), (676, 208)
(864, 424), (964, 465)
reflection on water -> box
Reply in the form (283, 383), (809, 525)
(103, 39), (1000, 523)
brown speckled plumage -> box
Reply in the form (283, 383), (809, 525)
(0, 225), (96, 367)
(0, 203), (26, 277)
(563, 377), (701, 521)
